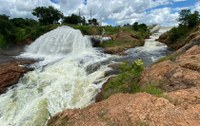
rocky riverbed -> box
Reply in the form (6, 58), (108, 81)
(47, 38), (200, 126)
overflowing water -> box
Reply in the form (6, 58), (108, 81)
(0, 26), (111, 126)
(116, 28), (172, 66)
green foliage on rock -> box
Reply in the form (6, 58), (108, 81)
(168, 25), (189, 42)
(102, 60), (144, 99)
(98, 60), (163, 100)
(162, 9), (200, 50)
(32, 6), (63, 25)
(70, 25), (102, 35)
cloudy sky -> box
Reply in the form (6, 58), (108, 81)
(0, 0), (200, 26)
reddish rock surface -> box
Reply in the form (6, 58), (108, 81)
(140, 45), (200, 91)
(48, 92), (200, 126)
(0, 60), (34, 94)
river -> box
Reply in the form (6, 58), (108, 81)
(0, 26), (171, 126)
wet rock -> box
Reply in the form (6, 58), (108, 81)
(0, 60), (35, 94)
(150, 25), (161, 33)
(104, 69), (119, 77)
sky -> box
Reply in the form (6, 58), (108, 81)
(0, 0), (200, 26)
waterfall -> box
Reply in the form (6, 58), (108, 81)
(0, 26), (110, 126)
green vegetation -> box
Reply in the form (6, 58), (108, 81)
(70, 25), (102, 35)
(132, 22), (148, 32)
(99, 60), (163, 100)
(63, 14), (86, 25)
(164, 9), (200, 49)
(103, 26), (120, 35)
(88, 18), (99, 26)
(0, 14), (60, 48)
(98, 26), (149, 53)
(155, 53), (180, 64)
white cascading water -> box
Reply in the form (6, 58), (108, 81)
(125, 27), (171, 65)
(0, 26), (110, 126)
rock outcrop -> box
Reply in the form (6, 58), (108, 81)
(48, 92), (200, 126)
(140, 45), (200, 92)
(104, 30), (144, 55)
(0, 60), (34, 94)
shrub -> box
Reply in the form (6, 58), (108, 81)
(101, 60), (144, 99)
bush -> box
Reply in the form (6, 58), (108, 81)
(99, 59), (163, 100)
(0, 34), (6, 48)
(168, 25), (189, 43)
(132, 22), (149, 32)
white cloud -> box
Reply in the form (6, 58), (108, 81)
(0, 0), (193, 26)
(141, 8), (179, 26)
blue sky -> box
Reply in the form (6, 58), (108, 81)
(0, 0), (200, 26)
(151, 0), (196, 11)
(51, 0), (59, 4)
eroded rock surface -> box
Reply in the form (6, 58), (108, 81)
(140, 45), (200, 91)
(0, 60), (34, 94)
(48, 92), (200, 126)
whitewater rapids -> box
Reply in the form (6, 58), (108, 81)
(0, 26), (111, 126)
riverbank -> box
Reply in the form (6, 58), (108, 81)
(97, 27), (149, 55)
(0, 59), (35, 94)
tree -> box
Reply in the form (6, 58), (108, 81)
(132, 22), (139, 31)
(179, 9), (191, 26)
(63, 14), (86, 25)
(32, 6), (63, 25)
(0, 14), (9, 21)
(10, 18), (38, 27)
(88, 18), (99, 26)
(188, 11), (200, 28)
(178, 9), (200, 28)
(132, 22), (148, 32)
(0, 14), (15, 47)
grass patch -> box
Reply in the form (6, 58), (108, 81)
(103, 26), (121, 35)
(99, 40), (141, 48)
(155, 54), (177, 63)
(99, 60), (163, 100)
(69, 24), (102, 35)
(140, 83), (163, 96)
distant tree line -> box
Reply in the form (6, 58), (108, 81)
(32, 6), (99, 26)
(124, 22), (148, 32)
